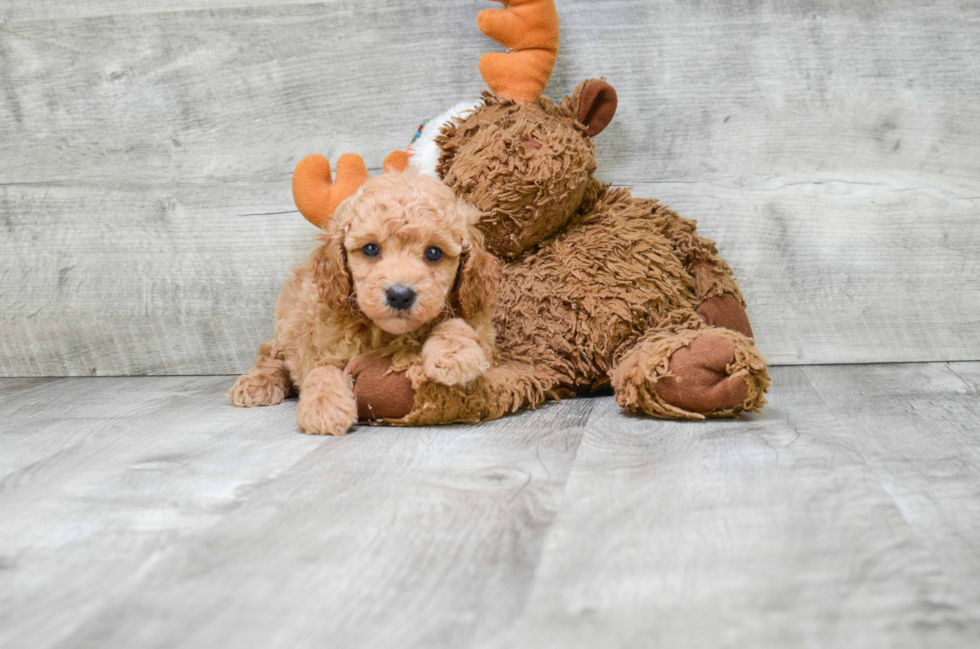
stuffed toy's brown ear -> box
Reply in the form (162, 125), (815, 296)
(575, 79), (617, 137)
(457, 238), (500, 323)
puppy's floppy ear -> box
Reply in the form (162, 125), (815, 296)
(310, 225), (352, 310)
(456, 205), (500, 322)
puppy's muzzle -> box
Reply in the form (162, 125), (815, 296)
(385, 284), (416, 311)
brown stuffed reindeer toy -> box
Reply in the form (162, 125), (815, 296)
(292, 0), (770, 425)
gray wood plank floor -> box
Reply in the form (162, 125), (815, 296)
(1, 363), (978, 648)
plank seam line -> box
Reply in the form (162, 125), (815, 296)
(4, 359), (980, 380)
(943, 362), (978, 394)
(491, 397), (599, 638)
(0, 1), (335, 25)
(797, 364), (964, 569)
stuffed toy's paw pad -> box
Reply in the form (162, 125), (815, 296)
(348, 353), (416, 421)
(656, 335), (748, 414)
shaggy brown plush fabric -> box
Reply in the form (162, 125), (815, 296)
(436, 92), (597, 259)
(352, 78), (771, 424)
(610, 325), (769, 420)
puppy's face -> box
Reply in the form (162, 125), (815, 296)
(336, 173), (475, 335)
(345, 221), (462, 336)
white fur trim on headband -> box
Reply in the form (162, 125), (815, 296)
(409, 100), (480, 178)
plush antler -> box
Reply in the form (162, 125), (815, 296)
(383, 149), (410, 173)
(292, 153), (369, 229)
(292, 151), (412, 228)
(478, 0), (559, 103)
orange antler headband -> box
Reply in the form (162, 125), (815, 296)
(292, 150), (410, 229)
(478, 0), (560, 104)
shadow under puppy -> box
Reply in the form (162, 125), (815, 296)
(231, 159), (499, 435)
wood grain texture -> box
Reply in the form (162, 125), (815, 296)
(802, 362), (980, 622)
(488, 365), (980, 647)
(1, 0), (978, 375)
(633, 177), (980, 364)
(1, 364), (979, 647)
(0, 376), (326, 648)
(0, 374), (594, 649)
(0, 182), (315, 375)
(0, 1), (314, 22)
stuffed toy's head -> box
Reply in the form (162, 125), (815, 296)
(412, 0), (618, 259)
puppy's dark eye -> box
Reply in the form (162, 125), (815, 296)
(424, 247), (443, 262)
(362, 243), (380, 257)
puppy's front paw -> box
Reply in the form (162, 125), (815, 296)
(422, 320), (490, 387)
(296, 396), (357, 435)
(296, 366), (358, 435)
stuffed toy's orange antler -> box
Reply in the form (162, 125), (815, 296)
(478, 0), (559, 104)
(383, 149), (410, 172)
(292, 153), (369, 229)
(292, 151), (410, 228)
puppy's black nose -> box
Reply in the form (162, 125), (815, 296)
(385, 285), (416, 311)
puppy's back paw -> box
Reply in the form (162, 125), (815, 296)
(229, 372), (289, 407)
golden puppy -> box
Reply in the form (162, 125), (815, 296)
(230, 170), (499, 435)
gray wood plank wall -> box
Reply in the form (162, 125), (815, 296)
(1, 0), (978, 376)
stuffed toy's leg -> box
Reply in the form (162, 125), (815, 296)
(656, 203), (757, 339)
(229, 341), (294, 407)
(351, 315), (768, 423)
(349, 354), (546, 425)
(609, 318), (770, 420)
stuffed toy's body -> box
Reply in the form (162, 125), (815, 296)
(295, 0), (771, 425)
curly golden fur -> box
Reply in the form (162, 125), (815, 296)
(230, 171), (499, 435)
